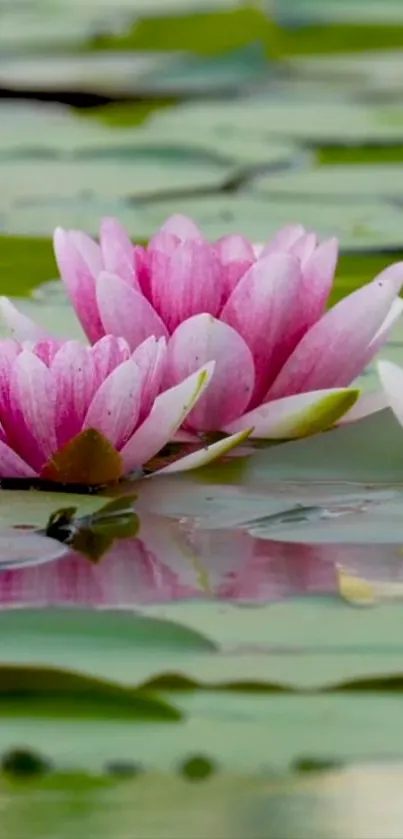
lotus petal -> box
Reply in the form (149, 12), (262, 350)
(221, 252), (304, 403)
(96, 271), (168, 349)
(224, 387), (359, 439)
(100, 217), (138, 288)
(267, 264), (403, 399)
(84, 359), (142, 449)
(0, 297), (49, 343)
(167, 314), (255, 430)
(155, 428), (253, 475)
(150, 240), (222, 333)
(120, 363), (215, 471)
(53, 228), (104, 343)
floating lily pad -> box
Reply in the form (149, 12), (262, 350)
(0, 154), (234, 205)
(149, 98), (403, 146)
(140, 194), (403, 251)
(285, 50), (403, 100)
(0, 51), (186, 98)
(2, 684), (403, 772)
(254, 163), (403, 203)
(0, 490), (105, 530)
(0, 44), (270, 100)
(278, 0), (403, 25)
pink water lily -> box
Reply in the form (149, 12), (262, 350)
(0, 334), (249, 484)
(4, 214), (402, 439)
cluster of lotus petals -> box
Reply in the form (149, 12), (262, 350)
(0, 213), (402, 485)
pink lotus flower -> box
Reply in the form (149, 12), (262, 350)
(3, 214), (402, 439)
(0, 334), (249, 484)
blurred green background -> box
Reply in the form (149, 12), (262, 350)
(3, 0), (403, 299)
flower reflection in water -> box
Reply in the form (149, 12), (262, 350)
(0, 513), (403, 609)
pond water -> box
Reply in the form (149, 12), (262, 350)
(2, 0), (403, 835)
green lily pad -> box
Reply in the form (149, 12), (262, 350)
(0, 154), (233, 203)
(254, 163), (403, 203)
(141, 194), (403, 251)
(279, 0), (403, 25)
(0, 51), (188, 98)
(147, 97), (403, 146)
(285, 50), (403, 100)
(0, 44), (270, 100)
(2, 686), (403, 772)
(0, 490), (105, 530)
(0, 608), (215, 682)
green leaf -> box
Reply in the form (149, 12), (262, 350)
(41, 429), (124, 486)
(238, 409), (403, 484)
(0, 608), (216, 685)
(254, 162), (403, 203)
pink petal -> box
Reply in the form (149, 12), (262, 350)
(96, 272), (168, 350)
(33, 340), (65, 367)
(214, 235), (255, 300)
(157, 214), (204, 241)
(0, 439), (37, 478)
(69, 230), (103, 277)
(0, 297), (49, 343)
(337, 390), (388, 424)
(167, 314), (255, 430)
(289, 231), (318, 265)
(348, 297), (403, 380)
(148, 231), (180, 257)
(99, 217), (138, 288)
(120, 362), (215, 472)
(266, 262), (403, 399)
(84, 359), (142, 450)
(214, 234), (255, 263)
(134, 245), (152, 299)
(91, 335), (131, 385)
(172, 429), (200, 443)
(378, 360), (403, 427)
(224, 387), (358, 439)
(53, 228), (104, 343)
(260, 224), (306, 258)
(5, 351), (57, 471)
(298, 237), (339, 334)
(132, 336), (167, 421)
(150, 240), (222, 333)
(154, 428), (253, 475)
(51, 342), (97, 448)
(221, 252), (305, 405)
(0, 339), (21, 414)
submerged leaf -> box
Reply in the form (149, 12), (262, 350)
(41, 429), (123, 486)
